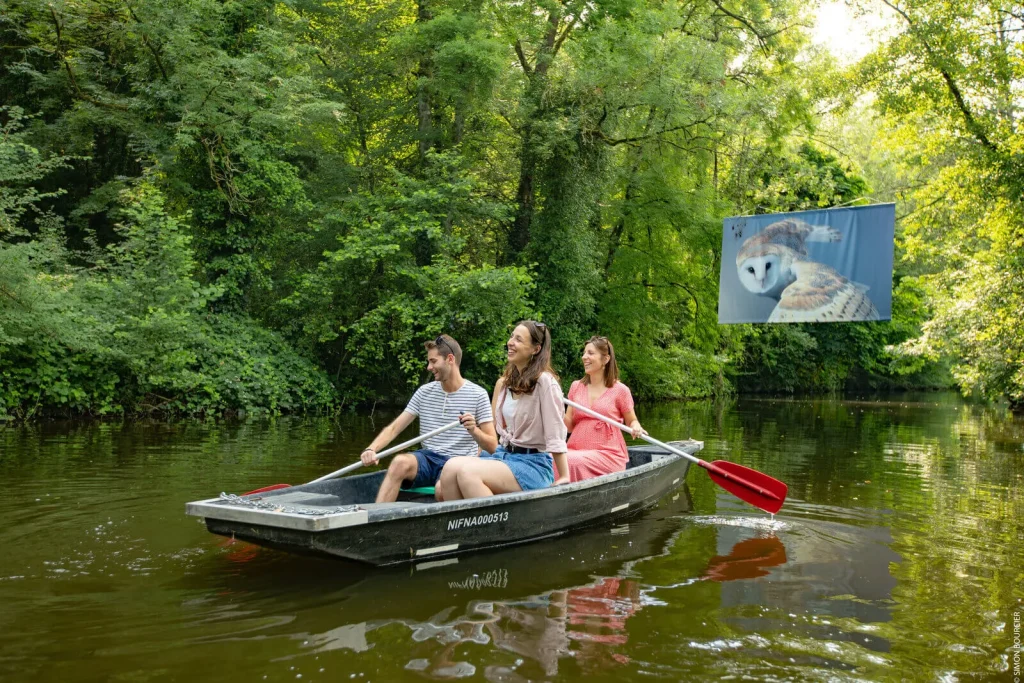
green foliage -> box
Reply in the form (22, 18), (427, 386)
(891, 174), (1024, 407)
(0, 124), (333, 418)
(0, 107), (74, 236)
(8, 0), (1006, 418)
(276, 150), (532, 400)
(344, 263), (535, 400)
(853, 0), (1024, 407)
(745, 142), (870, 214)
(530, 135), (605, 373)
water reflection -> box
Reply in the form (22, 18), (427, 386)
(702, 535), (787, 582)
(1, 394), (1021, 681)
(275, 514), (795, 681)
(391, 576), (645, 679)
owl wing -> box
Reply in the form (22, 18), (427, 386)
(768, 261), (880, 323)
(757, 219), (842, 256)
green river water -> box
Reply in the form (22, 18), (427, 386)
(1, 393), (1022, 682)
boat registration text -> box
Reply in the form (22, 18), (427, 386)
(447, 511), (509, 531)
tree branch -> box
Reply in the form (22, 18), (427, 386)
(0, 284), (29, 309)
(710, 0), (770, 55)
(49, 7), (128, 110)
(127, 5), (169, 82)
(552, 13), (578, 56)
(513, 39), (532, 74)
(879, 0), (999, 153)
(533, 10), (560, 77)
(598, 117), (715, 147)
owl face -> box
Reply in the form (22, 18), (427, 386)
(738, 254), (782, 294)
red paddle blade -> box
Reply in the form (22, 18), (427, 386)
(242, 483), (292, 496)
(699, 460), (788, 514)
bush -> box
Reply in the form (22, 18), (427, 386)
(0, 181), (334, 418)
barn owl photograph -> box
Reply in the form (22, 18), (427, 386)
(718, 206), (895, 324)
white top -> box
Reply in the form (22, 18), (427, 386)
(501, 389), (518, 426)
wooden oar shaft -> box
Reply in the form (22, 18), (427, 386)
(562, 398), (702, 464)
(307, 419), (462, 484)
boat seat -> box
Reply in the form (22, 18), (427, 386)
(626, 451), (655, 468)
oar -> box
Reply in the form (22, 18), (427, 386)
(563, 398), (788, 514)
(242, 419), (463, 494)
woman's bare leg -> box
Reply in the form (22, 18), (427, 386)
(437, 458), (468, 500)
(455, 459), (522, 498)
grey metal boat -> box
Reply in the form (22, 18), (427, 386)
(185, 441), (702, 566)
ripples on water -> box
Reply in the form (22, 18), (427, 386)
(0, 394), (1021, 681)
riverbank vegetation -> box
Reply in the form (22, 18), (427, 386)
(1, 0), (1020, 418)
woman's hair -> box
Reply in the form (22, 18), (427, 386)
(580, 336), (619, 388)
(502, 320), (558, 395)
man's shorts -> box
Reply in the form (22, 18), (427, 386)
(405, 449), (451, 489)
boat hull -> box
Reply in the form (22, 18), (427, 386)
(190, 443), (698, 566)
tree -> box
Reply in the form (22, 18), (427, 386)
(858, 0), (1024, 408)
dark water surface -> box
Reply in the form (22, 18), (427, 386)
(1, 394), (1022, 682)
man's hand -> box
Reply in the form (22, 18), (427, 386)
(459, 412), (477, 434)
(553, 475), (570, 486)
(360, 448), (378, 466)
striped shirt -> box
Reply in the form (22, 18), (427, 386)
(404, 380), (494, 457)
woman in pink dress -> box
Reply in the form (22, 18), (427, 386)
(563, 336), (647, 482)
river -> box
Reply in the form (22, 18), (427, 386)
(1, 393), (1021, 681)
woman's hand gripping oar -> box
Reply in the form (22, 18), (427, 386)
(562, 398), (788, 514)
(242, 419), (463, 495)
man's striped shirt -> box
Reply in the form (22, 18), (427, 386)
(404, 380), (493, 457)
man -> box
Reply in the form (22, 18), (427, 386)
(359, 334), (497, 503)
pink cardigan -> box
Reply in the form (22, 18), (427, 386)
(495, 372), (568, 454)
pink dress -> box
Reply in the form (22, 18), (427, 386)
(565, 380), (634, 482)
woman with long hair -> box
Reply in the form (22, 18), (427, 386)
(563, 336), (646, 482)
(437, 321), (569, 499)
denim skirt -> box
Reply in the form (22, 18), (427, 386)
(480, 446), (554, 491)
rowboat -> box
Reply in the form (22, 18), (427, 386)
(183, 487), (697, 663)
(185, 440), (703, 566)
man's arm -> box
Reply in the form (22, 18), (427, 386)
(460, 416), (498, 455)
(464, 381), (499, 454)
(360, 410), (417, 465)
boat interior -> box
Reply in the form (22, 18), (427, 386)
(241, 445), (676, 512)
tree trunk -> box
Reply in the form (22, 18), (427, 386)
(605, 107), (656, 272)
(413, 0), (435, 266)
(507, 141), (536, 261)
(452, 103), (465, 145)
(505, 10), (562, 264)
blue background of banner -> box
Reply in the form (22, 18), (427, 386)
(718, 204), (895, 324)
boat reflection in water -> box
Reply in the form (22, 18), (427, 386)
(267, 489), (789, 680)
(398, 534), (787, 678)
(398, 575), (644, 679)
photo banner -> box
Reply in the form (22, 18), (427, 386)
(718, 204), (895, 324)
